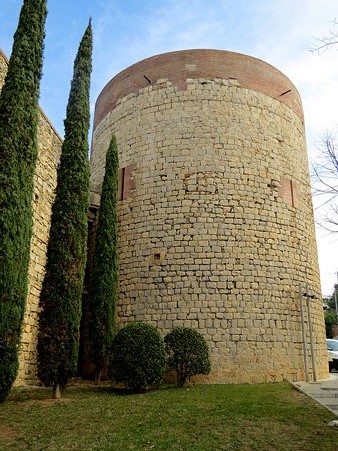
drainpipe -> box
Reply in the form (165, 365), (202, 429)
(299, 283), (309, 382)
(306, 283), (317, 382)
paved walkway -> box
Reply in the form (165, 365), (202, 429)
(293, 372), (338, 417)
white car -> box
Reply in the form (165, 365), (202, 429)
(327, 339), (338, 372)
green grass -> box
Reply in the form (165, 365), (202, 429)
(1, 381), (338, 450)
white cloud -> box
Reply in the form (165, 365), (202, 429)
(88, 0), (338, 293)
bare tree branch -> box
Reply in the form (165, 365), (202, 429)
(312, 131), (338, 232)
(310, 19), (338, 53)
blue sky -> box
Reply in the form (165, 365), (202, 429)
(1, 0), (338, 294)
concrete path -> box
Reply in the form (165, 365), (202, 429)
(293, 372), (338, 417)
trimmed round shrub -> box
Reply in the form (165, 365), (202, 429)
(164, 327), (211, 387)
(110, 322), (166, 391)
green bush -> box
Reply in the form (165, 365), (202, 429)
(325, 311), (337, 338)
(88, 135), (119, 382)
(110, 322), (166, 391)
(165, 327), (211, 387)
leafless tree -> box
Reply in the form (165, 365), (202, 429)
(312, 131), (338, 232)
(310, 19), (338, 53)
(310, 20), (338, 231)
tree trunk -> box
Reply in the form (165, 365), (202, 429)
(52, 382), (61, 399)
(94, 368), (102, 385)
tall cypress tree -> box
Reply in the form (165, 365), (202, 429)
(0, 0), (47, 403)
(37, 21), (92, 399)
(88, 135), (119, 382)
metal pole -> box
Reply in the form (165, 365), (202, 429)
(306, 284), (317, 382)
(335, 272), (338, 326)
(306, 283), (317, 382)
(299, 283), (309, 382)
(307, 298), (317, 381)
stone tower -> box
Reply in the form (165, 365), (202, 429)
(91, 49), (327, 383)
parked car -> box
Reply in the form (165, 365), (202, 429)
(327, 339), (338, 372)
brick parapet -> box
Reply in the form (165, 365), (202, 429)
(93, 49), (303, 132)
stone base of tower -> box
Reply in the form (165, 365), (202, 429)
(191, 365), (329, 385)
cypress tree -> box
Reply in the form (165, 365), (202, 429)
(37, 21), (92, 399)
(0, 0), (47, 403)
(88, 135), (119, 382)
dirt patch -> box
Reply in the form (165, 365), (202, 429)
(70, 379), (112, 388)
(0, 421), (22, 447)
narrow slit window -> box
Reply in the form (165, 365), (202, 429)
(118, 165), (136, 200)
(120, 167), (126, 200)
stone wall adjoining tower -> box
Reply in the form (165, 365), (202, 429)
(91, 49), (328, 384)
(0, 50), (62, 384)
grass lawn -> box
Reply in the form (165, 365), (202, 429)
(1, 381), (338, 450)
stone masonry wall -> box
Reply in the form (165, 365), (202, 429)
(91, 50), (328, 384)
(0, 50), (62, 384)
(0, 50), (8, 85)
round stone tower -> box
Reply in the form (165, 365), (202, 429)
(90, 49), (327, 383)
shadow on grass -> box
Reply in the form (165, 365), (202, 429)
(91, 382), (178, 396)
